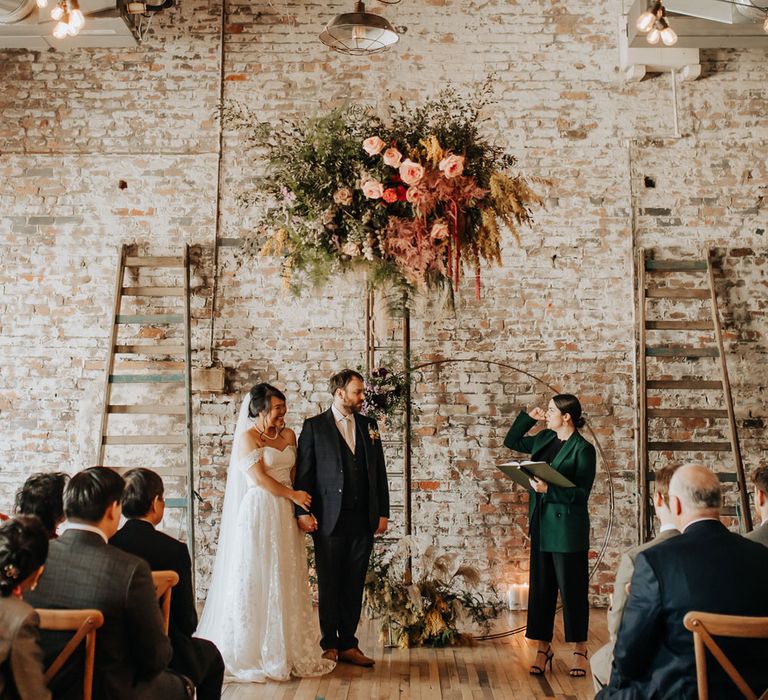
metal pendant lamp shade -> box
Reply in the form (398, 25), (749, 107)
(319, 1), (399, 55)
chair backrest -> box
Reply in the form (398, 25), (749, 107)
(36, 608), (104, 700)
(151, 570), (179, 635)
(683, 611), (768, 700)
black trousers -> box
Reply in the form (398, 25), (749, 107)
(171, 636), (225, 700)
(526, 510), (589, 643)
(313, 509), (374, 651)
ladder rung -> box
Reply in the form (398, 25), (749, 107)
(720, 506), (738, 517)
(645, 260), (707, 271)
(121, 287), (184, 297)
(646, 320), (714, 330)
(647, 380), (722, 390)
(108, 404), (186, 415)
(645, 347), (719, 358)
(116, 314), (184, 324)
(648, 409), (729, 418)
(164, 498), (188, 508)
(648, 441), (732, 452)
(109, 374), (185, 384)
(114, 345), (186, 356)
(125, 256), (184, 268)
(646, 288), (710, 299)
(102, 435), (187, 445)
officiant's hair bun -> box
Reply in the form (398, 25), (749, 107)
(553, 394), (586, 428)
(0, 516), (49, 597)
(249, 383), (286, 418)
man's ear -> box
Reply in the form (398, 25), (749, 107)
(671, 494), (682, 517)
(108, 500), (121, 521)
(653, 491), (663, 509)
(759, 489), (767, 509)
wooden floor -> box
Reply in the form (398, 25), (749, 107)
(222, 610), (607, 699)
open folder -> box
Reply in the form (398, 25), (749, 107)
(497, 460), (575, 490)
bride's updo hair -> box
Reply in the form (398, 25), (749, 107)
(248, 383), (286, 419)
(0, 515), (49, 598)
(553, 394), (586, 429)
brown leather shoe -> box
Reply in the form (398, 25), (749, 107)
(322, 649), (338, 662)
(338, 647), (375, 667)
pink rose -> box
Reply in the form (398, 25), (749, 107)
(382, 188), (398, 204)
(399, 159), (425, 186)
(333, 187), (353, 206)
(342, 241), (361, 257)
(362, 136), (386, 156)
(439, 154), (465, 179)
(430, 221), (450, 242)
(382, 147), (402, 168)
(405, 187), (423, 204)
(361, 179), (384, 199)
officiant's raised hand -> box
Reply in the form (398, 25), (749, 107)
(528, 406), (546, 421)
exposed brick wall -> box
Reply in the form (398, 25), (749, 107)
(1, 1), (766, 608)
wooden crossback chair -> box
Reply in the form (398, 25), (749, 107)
(36, 609), (104, 700)
(683, 611), (768, 700)
(152, 570), (179, 635)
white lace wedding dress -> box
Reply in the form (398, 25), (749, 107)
(196, 398), (335, 683)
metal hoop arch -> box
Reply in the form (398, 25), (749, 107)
(405, 357), (616, 641)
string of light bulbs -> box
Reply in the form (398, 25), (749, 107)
(636, 1), (678, 45)
(34, 0), (85, 38)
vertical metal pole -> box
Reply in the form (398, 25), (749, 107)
(402, 291), (412, 581)
(638, 249), (649, 543)
(183, 244), (197, 590)
(365, 285), (375, 373)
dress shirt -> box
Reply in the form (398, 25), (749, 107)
(681, 516), (720, 533)
(331, 404), (356, 452)
(63, 522), (109, 543)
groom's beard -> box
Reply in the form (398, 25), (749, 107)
(340, 397), (363, 414)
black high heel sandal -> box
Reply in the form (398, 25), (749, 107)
(529, 646), (554, 675)
(570, 650), (588, 677)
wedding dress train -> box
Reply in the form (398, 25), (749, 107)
(196, 398), (334, 683)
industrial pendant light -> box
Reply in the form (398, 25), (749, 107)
(319, 1), (399, 56)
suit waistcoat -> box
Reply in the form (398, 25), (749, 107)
(338, 427), (369, 511)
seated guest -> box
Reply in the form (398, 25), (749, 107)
(26, 467), (192, 700)
(0, 515), (51, 700)
(15, 472), (70, 539)
(598, 464), (768, 699)
(111, 468), (224, 700)
(590, 465), (681, 692)
(746, 466), (768, 547)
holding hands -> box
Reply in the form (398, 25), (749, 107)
(291, 489), (312, 512)
(297, 514), (319, 533)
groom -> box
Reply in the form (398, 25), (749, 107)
(295, 369), (390, 667)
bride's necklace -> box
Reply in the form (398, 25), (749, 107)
(255, 421), (279, 441)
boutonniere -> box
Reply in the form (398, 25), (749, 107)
(368, 425), (380, 443)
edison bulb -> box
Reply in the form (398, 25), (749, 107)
(52, 20), (69, 38)
(660, 26), (677, 45)
(69, 8), (84, 28)
(646, 28), (661, 44)
(636, 11), (655, 33)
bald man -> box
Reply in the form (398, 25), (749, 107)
(597, 464), (768, 699)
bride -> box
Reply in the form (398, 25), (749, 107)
(196, 383), (335, 682)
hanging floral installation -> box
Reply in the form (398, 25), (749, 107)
(363, 538), (504, 648)
(361, 366), (406, 423)
(225, 80), (544, 301)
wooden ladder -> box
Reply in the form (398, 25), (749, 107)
(96, 244), (196, 570)
(638, 248), (751, 541)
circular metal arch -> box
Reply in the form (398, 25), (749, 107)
(0, 0), (36, 24)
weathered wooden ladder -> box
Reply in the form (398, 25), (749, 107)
(95, 244), (196, 569)
(638, 248), (751, 541)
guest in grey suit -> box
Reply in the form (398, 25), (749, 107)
(0, 515), (51, 700)
(26, 467), (191, 700)
(746, 465), (768, 547)
(590, 465), (681, 692)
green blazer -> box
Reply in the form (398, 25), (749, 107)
(504, 411), (597, 553)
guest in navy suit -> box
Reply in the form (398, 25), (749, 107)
(598, 464), (768, 699)
(294, 369), (389, 668)
(111, 469), (224, 700)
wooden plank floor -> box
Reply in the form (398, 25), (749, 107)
(222, 609), (608, 699)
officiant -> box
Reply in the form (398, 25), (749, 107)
(504, 394), (596, 678)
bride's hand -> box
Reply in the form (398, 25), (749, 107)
(291, 490), (312, 512)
